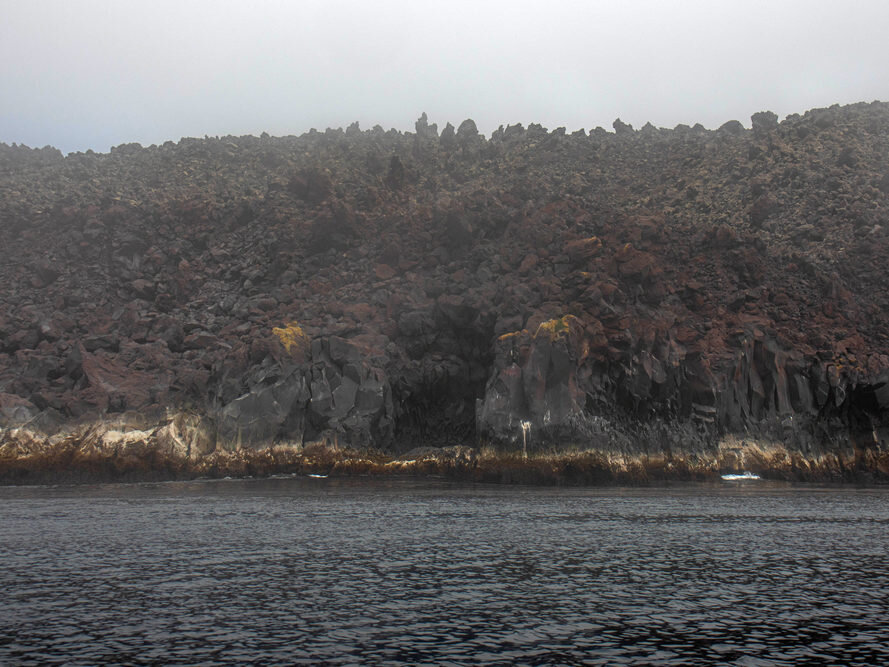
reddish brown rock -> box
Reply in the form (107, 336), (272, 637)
(374, 263), (396, 280)
(565, 237), (603, 263)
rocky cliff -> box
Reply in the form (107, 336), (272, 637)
(2, 103), (889, 480)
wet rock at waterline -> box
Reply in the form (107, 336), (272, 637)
(2, 102), (889, 480)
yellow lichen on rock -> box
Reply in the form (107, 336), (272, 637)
(534, 315), (580, 340)
(272, 321), (310, 356)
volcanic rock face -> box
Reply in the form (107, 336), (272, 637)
(2, 102), (889, 462)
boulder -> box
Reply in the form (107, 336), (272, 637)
(439, 122), (456, 149)
(565, 237), (602, 263)
(0, 393), (37, 426)
(78, 344), (171, 413)
(478, 317), (586, 445)
(717, 119), (745, 136)
(414, 112), (438, 140)
(751, 110), (778, 135)
(612, 118), (634, 135)
(306, 337), (394, 446)
(456, 119), (479, 146)
(288, 167), (332, 204)
(217, 369), (310, 449)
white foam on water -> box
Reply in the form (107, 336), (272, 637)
(721, 471), (761, 481)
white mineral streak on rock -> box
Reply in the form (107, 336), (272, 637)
(521, 420), (531, 459)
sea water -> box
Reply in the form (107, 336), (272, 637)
(1, 478), (888, 665)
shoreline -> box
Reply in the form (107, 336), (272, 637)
(4, 103), (889, 490)
(3, 425), (887, 487)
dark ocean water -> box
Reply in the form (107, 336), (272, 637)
(1, 477), (888, 666)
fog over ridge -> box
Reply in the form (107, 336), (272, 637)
(2, 0), (888, 154)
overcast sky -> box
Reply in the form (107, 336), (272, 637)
(2, 0), (887, 154)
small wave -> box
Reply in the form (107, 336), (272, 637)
(721, 472), (761, 481)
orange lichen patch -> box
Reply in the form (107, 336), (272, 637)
(614, 242), (637, 262)
(272, 321), (310, 356)
(497, 331), (523, 342)
(534, 315), (580, 340)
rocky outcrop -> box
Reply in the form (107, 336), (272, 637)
(211, 334), (394, 450)
(478, 316), (587, 443)
(2, 101), (889, 478)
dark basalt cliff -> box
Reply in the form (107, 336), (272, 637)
(2, 103), (889, 481)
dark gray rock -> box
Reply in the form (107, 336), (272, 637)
(613, 118), (634, 135)
(456, 119), (479, 145)
(0, 392), (37, 426)
(439, 122), (456, 149)
(478, 324), (585, 445)
(398, 310), (434, 337)
(305, 337), (394, 446)
(328, 336), (362, 364)
(217, 368), (310, 449)
(717, 120), (745, 136)
(414, 112), (438, 139)
(751, 110), (778, 135)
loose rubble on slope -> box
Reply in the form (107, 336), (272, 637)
(2, 103), (889, 483)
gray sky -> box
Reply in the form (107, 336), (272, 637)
(2, 0), (887, 154)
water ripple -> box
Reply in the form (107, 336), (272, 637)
(1, 481), (888, 665)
